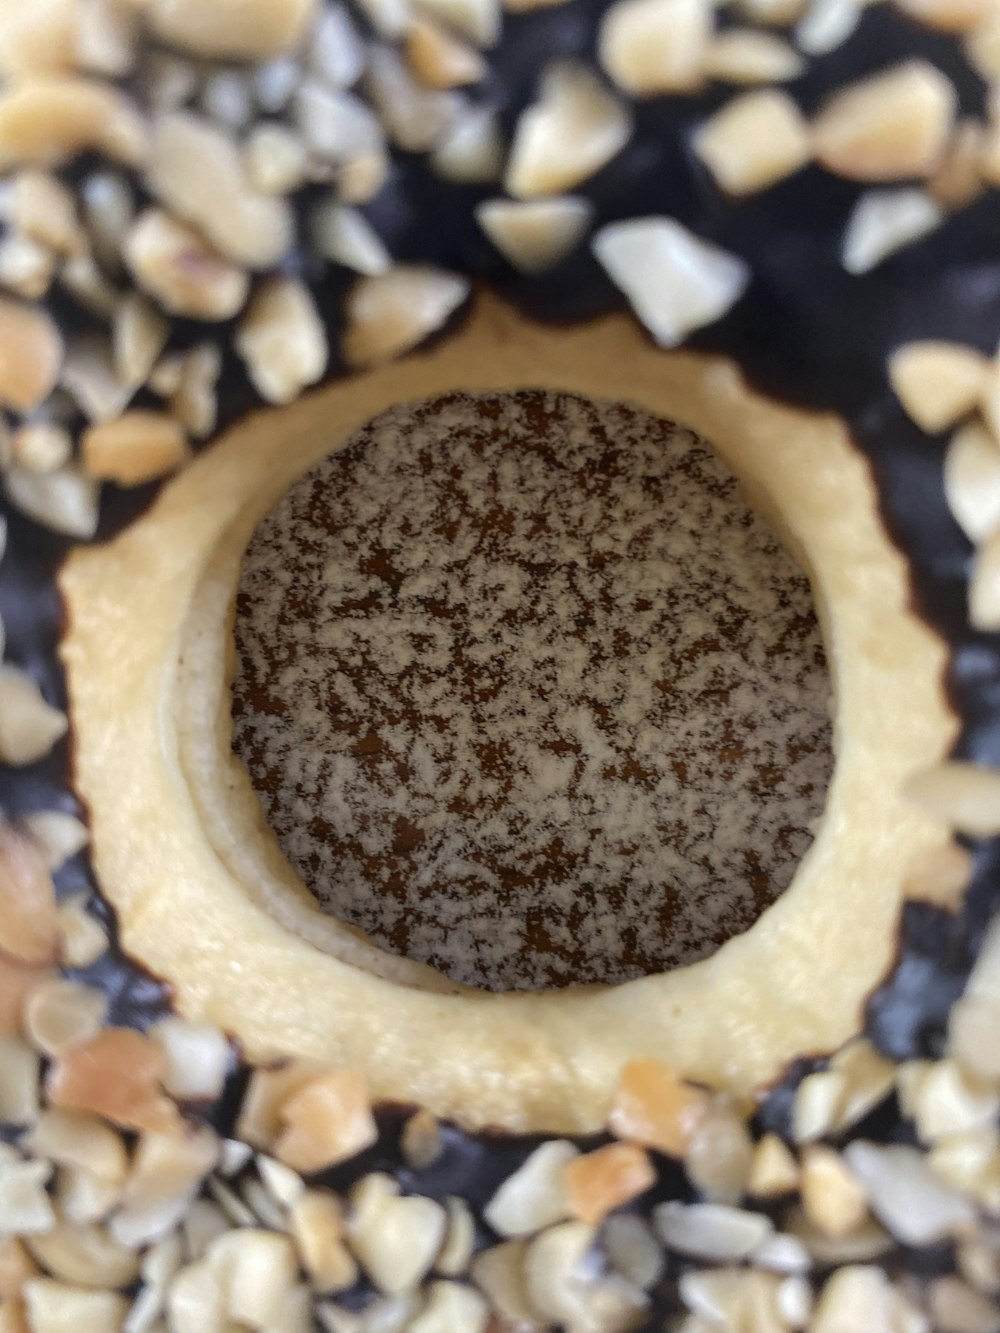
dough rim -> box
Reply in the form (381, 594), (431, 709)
(60, 294), (958, 1134)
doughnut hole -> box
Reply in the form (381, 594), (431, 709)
(230, 390), (832, 992)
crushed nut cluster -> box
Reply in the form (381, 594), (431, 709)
(0, 0), (994, 541)
(0, 812), (998, 1331)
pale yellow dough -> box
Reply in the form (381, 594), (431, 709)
(60, 294), (957, 1134)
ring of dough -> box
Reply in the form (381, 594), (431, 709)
(59, 295), (958, 1134)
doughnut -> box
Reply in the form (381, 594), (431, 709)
(0, 0), (999, 1326)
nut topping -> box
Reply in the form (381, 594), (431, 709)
(599, 0), (712, 94)
(812, 60), (957, 181)
(695, 89), (811, 196)
(147, 0), (317, 60)
(124, 209), (250, 321)
(342, 265), (469, 366)
(0, 825), (58, 965)
(0, 78), (146, 171)
(505, 60), (632, 197)
(273, 1068), (377, 1172)
(147, 112), (293, 269)
(0, 298), (62, 412)
(235, 276), (328, 406)
(82, 411), (189, 487)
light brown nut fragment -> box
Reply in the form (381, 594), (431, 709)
(896, 0), (997, 28)
(684, 1101), (755, 1203)
(476, 196), (592, 274)
(290, 1190), (358, 1293)
(75, 0), (138, 78)
(793, 1068), (846, 1142)
(236, 1061), (321, 1148)
(950, 914), (1000, 1084)
(603, 1213), (664, 1290)
(0, 953), (53, 1037)
(928, 118), (986, 208)
(343, 265), (469, 366)
(971, 531), (1000, 632)
(410, 1282), (489, 1333)
(125, 209), (249, 320)
(150, 1017), (230, 1102)
(563, 1142), (655, 1224)
(400, 1108), (442, 1170)
(928, 1275), (1000, 1332)
(484, 1141), (578, 1238)
(169, 343), (221, 440)
(366, 44), (464, 153)
(800, 1146), (868, 1238)
(10, 172), (85, 258)
(703, 29), (804, 83)
(148, 112), (293, 268)
(243, 124), (309, 196)
(22, 1108), (128, 1184)
(813, 60), (957, 181)
(407, 19), (487, 87)
(415, 0), (500, 45)
(0, 1238), (38, 1300)
(945, 422), (1000, 542)
(82, 411), (188, 487)
(54, 1167), (123, 1227)
(0, 824), (58, 964)
(0, 1036), (42, 1126)
(112, 294), (169, 392)
(506, 60), (632, 197)
(608, 1058), (710, 1157)
(60, 335), (131, 425)
(0, 78), (146, 171)
(22, 1280), (129, 1333)
(828, 1038), (897, 1132)
(888, 340), (990, 433)
(0, 236), (56, 301)
(25, 1225), (139, 1291)
(469, 1240), (536, 1324)
(906, 762), (1000, 837)
(695, 89), (810, 196)
(46, 1028), (179, 1133)
(204, 1229), (299, 1327)
(348, 1174), (447, 1295)
(9, 425), (72, 475)
(55, 896), (107, 969)
(968, 21), (1000, 84)
(0, 298), (62, 413)
(114, 1125), (220, 1248)
(748, 1133), (800, 1197)
(845, 1140), (976, 1245)
(593, 217), (749, 347)
(274, 1068), (377, 1172)
(437, 1195), (475, 1275)
(23, 979), (107, 1058)
(0, 667), (68, 767)
(812, 1266), (927, 1333)
(431, 106), (504, 183)
(903, 840), (973, 910)
(236, 276), (328, 406)
(0, 0), (76, 77)
(841, 187), (942, 275)
(655, 1200), (772, 1261)
(148, 0), (317, 60)
(599, 0), (711, 95)
(311, 200), (391, 275)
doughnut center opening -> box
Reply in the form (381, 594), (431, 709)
(230, 390), (832, 992)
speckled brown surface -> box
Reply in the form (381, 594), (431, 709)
(232, 390), (832, 989)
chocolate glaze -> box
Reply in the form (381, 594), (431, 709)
(2, 3), (1000, 1308)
